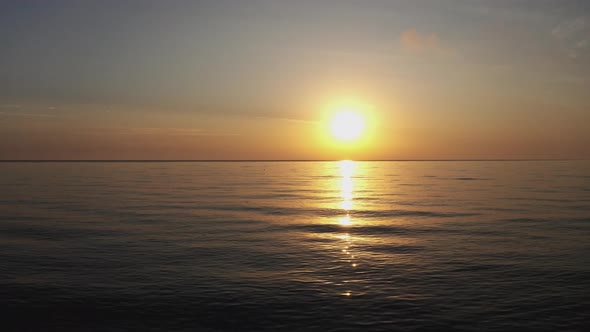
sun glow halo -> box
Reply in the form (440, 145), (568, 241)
(330, 110), (365, 142)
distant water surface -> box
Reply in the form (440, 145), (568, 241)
(1, 161), (589, 331)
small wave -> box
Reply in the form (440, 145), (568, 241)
(353, 209), (478, 218)
(498, 197), (581, 203)
(363, 244), (424, 254)
(202, 205), (479, 219)
(284, 224), (348, 234)
(501, 217), (590, 223)
(455, 177), (491, 181)
(438, 177), (492, 181)
(558, 174), (590, 179)
(346, 224), (412, 235)
(448, 262), (516, 273)
(273, 223), (474, 237)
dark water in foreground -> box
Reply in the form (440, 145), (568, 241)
(1, 161), (589, 331)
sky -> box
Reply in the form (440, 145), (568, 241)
(1, 0), (589, 160)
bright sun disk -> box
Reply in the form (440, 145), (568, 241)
(330, 110), (365, 142)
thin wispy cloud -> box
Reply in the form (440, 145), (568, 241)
(121, 127), (240, 137)
(0, 111), (56, 118)
(400, 29), (457, 57)
(552, 17), (586, 39)
(255, 116), (317, 125)
(551, 17), (588, 59)
(0, 104), (58, 117)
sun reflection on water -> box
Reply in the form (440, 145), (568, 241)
(339, 160), (355, 215)
(339, 214), (353, 226)
(337, 160), (358, 297)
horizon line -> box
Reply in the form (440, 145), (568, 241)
(0, 159), (586, 163)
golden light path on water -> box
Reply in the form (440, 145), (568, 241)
(338, 160), (358, 297)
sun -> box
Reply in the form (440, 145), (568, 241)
(330, 110), (365, 142)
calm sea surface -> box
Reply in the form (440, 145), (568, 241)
(1, 161), (589, 331)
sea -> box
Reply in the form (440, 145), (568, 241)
(1, 161), (589, 331)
